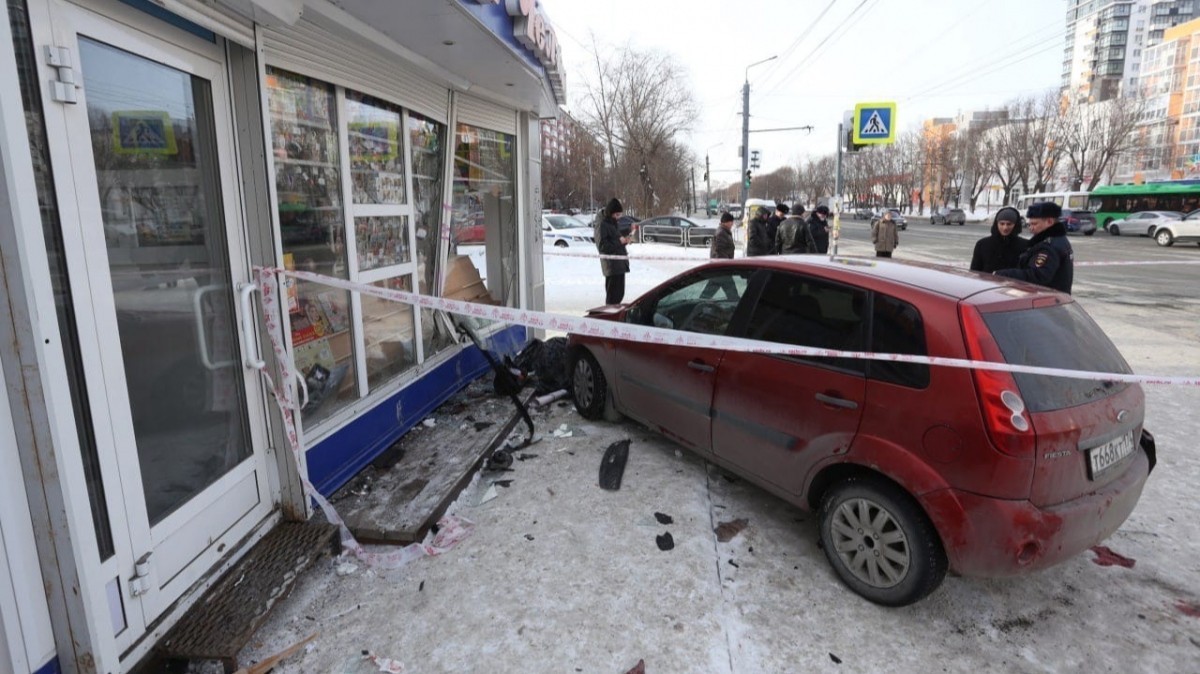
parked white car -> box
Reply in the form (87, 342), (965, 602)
(1153, 209), (1200, 247)
(542, 214), (594, 247)
(1108, 211), (1183, 237)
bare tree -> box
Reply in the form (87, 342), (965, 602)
(576, 39), (700, 216)
(1059, 91), (1149, 191)
(1024, 91), (1066, 193)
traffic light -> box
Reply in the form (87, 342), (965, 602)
(744, 170), (752, 188)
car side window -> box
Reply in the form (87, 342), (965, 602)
(869, 294), (929, 388)
(627, 269), (753, 335)
(743, 272), (867, 373)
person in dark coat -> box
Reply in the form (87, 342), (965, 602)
(808, 205), (831, 254)
(995, 202), (1074, 293)
(766, 203), (788, 254)
(595, 197), (632, 304)
(970, 206), (1029, 273)
(710, 211), (736, 259)
(775, 205), (816, 254)
(746, 206), (773, 256)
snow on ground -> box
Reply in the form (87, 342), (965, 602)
(238, 239), (1200, 674)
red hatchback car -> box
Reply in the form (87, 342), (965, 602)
(567, 257), (1155, 606)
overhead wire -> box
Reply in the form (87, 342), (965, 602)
(905, 33), (1065, 101)
(756, 0), (879, 100)
(754, 0), (841, 88)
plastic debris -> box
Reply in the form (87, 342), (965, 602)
(232, 633), (316, 674)
(552, 424), (574, 438)
(421, 418), (436, 428)
(655, 512), (674, 525)
(625, 658), (646, 674)
(656, 532), (675, 551)
(335, 562), (359, 577)
(714, 518), (749, 543)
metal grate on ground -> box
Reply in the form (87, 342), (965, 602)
(155, 521), (339, 672)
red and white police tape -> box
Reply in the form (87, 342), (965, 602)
(261, 266), (1200, 387)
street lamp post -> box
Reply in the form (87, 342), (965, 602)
(705, 142), (722, 214)
(740, 55), (777, 208)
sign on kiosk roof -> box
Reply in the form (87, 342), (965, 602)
(852, 102), (896, 145)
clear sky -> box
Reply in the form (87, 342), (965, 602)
(541, 0), (1066, 177)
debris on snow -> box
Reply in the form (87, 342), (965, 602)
(335, 562), (359, 577)
(714, 518), (749, 543)
(421, 418), (436, 428)
(473, 421), (493, 432)
(234, 633), (316, 674)
(599, 439), (631, 491)
(625, 658), (646, 674)
(656, 532), (674, 551)
(1174, 599), (1200, 617)
(830, 653), (843, 664)
(1090, 546), (1136, 568)
(552, 424), (573, 438)
(654, 512), (674, 525)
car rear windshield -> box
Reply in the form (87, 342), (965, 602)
(982, 303), (1132, 412)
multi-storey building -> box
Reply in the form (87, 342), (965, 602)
(1063, 0), (1196, 102)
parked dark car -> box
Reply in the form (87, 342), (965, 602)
(617, 215), (640, 236)
(871, 208), (907, 230)
(854, 207), (880, 220)
(567, 257), (1152, 606)
(638, 216), (719, 247)
(930, 207), (966, 226)
(1061, 208), (1097, 236)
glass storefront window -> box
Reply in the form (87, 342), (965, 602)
(355, 215), (411, 271)
(409, 113), (455, 356)
(347, 92), (405, 205)
(266, 68), (357, 425)
(364, 276), (417, 389)
(449, 123), (518, 307)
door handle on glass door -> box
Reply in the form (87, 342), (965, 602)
(193, 284), (235, 370)
(815, 392), (858, 410)
(687, 360), (715, 373)
(236, 282), (266, 371)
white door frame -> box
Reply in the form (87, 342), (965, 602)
(30, 0), (275, 655)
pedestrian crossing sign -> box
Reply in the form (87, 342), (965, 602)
(852, 102), (896, 145)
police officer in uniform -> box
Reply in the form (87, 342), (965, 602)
(995, 202), (1073, 294)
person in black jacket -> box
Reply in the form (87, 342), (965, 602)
(710, 211), (736, 259)
(766, 203), (788, 253)
(970, 206), (1029, 273)
(995, 202), (1074, 293)
(808, 205), (831, 254)
(746, 206), (773, 256)
(775, 205), (816, 254)
(595, 197), (632, 304)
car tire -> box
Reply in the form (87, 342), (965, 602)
(1156, 229), (1175, 246)
(819, 474), (947, 606)
(644, 235), (656, 243)
(1109, 223), (1120, 236)
(554, 240), (568, 248)
(570, 349), (611, 421)
(1084, 229), (1094, 236)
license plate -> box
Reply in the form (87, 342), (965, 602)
(1087, 431), (1136, 479)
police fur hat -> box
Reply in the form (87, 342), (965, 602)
(720, 211), (735, 223)
(1025, 202), (1062, 219)
(792, 203), (806, 215)
(775, 202), (789, 215)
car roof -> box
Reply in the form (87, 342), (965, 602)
(699, 255), (1031, 301)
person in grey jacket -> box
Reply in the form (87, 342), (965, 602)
(871, 208), (899, 257)
(775, 205), (816, 254)
(710, 211), (736, 259)
(595, 197), (632, 304)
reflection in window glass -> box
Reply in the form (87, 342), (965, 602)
(347, 92), (405, 205)
(364, 276), (418, 389)
(409, 113), (455, 355)
(744, 273), (867, 373)
(356, 215), (410, 271)
(450, 123), (517, 306)
(266, 67), (356, 425)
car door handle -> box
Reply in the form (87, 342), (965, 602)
(687, 360), (715, 373)
(815, 393), (858, 410)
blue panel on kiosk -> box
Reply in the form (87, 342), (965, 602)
(453, 1), (543, 72)
(34, 656), (62, 674)
(306, 325), (527, 496)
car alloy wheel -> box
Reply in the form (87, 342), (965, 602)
(819, 475), (947, 606)
(570, 349), (610, 420)
(1108, 223), (1120, 236)
(1156, 229), (1175, 246)
(644, 235), (656, 243)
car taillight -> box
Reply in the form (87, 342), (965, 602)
(959, 304), (1035, 458)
